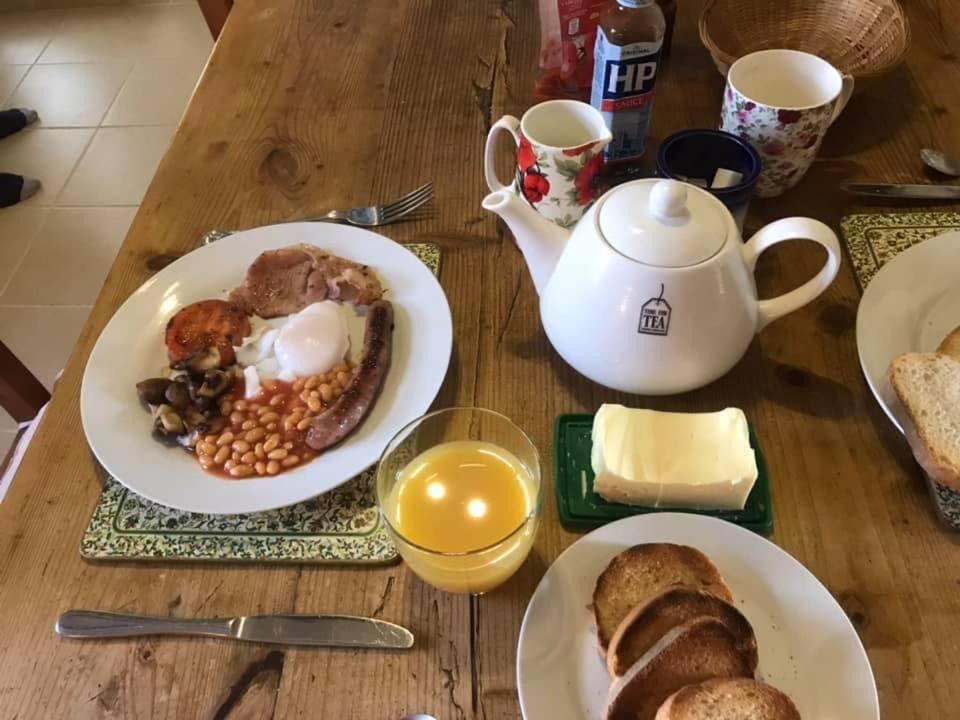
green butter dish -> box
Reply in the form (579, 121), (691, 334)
(554, 414), (773, 535)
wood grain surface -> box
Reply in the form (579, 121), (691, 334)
(2, 0), (960, 718)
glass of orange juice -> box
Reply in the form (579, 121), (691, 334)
(376, 407), (542, 594)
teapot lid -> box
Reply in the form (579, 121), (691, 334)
(597, 179), (728, 267)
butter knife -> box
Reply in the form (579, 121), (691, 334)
(55, 610), (414, 649)
(845, 183), (960, 200)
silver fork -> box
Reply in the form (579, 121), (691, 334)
(201, 182), (433, 245)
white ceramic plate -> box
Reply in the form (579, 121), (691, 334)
(517, 513), (878, 720)
(81, 224), (452, 514)
(856, 231), (960, 433)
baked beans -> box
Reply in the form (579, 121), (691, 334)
(198, 361), (354, 479)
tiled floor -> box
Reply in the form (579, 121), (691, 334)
(0, 2), (212, 459)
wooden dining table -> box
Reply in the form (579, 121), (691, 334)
(2, 0), (960, 717)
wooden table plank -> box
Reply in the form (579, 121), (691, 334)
(2, 0), (960, 718)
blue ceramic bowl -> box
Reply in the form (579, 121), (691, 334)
(656, 129), (762, 230)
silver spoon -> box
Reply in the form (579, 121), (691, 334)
(921, 148), (960, 176)
(401, 715), (437, 720)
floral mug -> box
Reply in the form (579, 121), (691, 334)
(721, 49), (854, 198)
(484, 100), (612, 228)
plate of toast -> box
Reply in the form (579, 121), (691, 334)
(857, 230), (960, 436)
(516, 513), (877, 720)
(856, 230), (960, 525)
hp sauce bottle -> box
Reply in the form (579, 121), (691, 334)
(590, 0), (665, 170)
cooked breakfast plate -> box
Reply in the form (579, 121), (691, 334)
(856, 231), (960, 434)
(516, 513), (878, 720)
(81, 223), (452, 514)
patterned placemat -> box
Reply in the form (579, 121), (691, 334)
(81, 242), (441, 563)
(82, 470), (397, 563)
(840, 211), (960, 292)
(841, 213), (960, 530)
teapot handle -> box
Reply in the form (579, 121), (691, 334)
(741, 217), (842, 332)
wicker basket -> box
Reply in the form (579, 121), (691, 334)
(699, 0), (910, 78)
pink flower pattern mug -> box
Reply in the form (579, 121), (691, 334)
(720, 49), (854, 198)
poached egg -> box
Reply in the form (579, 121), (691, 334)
(275, 302), (350, 376)
(235, 301), (351, 399)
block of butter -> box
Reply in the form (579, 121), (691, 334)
(591, 404), (758, 510)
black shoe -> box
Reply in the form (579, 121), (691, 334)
(0, 173), (41, 208)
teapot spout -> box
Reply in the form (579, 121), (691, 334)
(482, 190), (570, 296)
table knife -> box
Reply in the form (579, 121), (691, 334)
(845, 183), (960, 200)
(55, 610), (414, 649)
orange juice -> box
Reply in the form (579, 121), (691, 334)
(385, 440), (538, 593)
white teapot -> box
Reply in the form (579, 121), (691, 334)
(482, 179), (841, 394)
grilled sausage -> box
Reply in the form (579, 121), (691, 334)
(306, 300), (393, 451)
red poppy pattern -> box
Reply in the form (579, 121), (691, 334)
(574, 152), (604, 205)
(721, 80), (835, 197)
(522, 170), (551, 204)
(518, 134), (537, 172)
(514, 132), (606, 227)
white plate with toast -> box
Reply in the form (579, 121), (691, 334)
(516, 513), (878, 720)
(856, 230), (960, 434)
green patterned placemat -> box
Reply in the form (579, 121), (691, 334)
(82, 470), (397, 563)
(81, 242), (441, 564)
(840, 211), (960, 291)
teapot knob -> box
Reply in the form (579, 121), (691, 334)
(649, 180), (688, 222)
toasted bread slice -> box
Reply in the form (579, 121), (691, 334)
(605, 617), (756, 720)
(606, 586), (757, 678)
(654, 678), (801, 720)
(937, 326), (960, 362)
(888, 352), (960, 491)
(593, 544), (732, 653)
